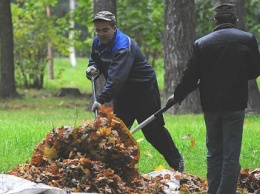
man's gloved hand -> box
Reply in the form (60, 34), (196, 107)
(86, 66), (99, 80)
(166, 94), (178, 107)
(91, 101), (102, 112)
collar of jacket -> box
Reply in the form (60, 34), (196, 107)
(213, 23), (236, 32)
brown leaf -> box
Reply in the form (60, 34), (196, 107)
(190, 137), (196, 149)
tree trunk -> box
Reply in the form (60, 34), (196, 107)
(92, 0), (116, 107)
(235, 0), (245, 30)
(0, 0), (18, 98)
(236, 0), (260, 113)
(93, 0), (116, 16)
(247, 81), (260, 113)
(164, 0), (201, 114)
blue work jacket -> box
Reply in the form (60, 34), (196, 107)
(89, 29), (156, 104)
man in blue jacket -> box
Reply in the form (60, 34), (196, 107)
(87, 11), (184, 172)
(166, 4), (260, 194)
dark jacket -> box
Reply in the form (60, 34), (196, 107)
(174, 23), (260, 111)
(89, 29), (156, 104)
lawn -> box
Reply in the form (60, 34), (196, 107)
(0, 58), (259, 180)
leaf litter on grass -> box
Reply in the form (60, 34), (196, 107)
(7, 106), (260, 193)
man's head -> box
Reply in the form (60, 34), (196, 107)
(214, 4), (237, 25)
(93, 11), (117, 45)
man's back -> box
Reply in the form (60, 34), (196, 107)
(193, 24), (260, 111)
(166, 4), (260, 193)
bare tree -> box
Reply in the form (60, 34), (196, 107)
(0, 0), (18, 98)
(164, 0), (201, 114)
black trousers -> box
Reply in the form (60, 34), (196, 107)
(204, 110), (245, 194)
(113, 82), (182, 169)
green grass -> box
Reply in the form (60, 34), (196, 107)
(0, 58), (259, 179)
(43, 57), (91, 93)
(0, 94), (93, 171)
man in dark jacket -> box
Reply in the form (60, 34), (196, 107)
(87, 11), (184, 172)
(166, 4), (260, 194)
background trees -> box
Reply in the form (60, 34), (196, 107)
(12, 0), (69, 89)
(0, 0), (18, 98)
(235, 0), (260, 113)
(164, 0), (202, 114)
(117, 0), (164, 67)
(0, 0), (259, 113)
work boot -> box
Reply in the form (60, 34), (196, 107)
(176, 156), (185, 173)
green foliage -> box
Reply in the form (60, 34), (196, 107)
(43, 57), (90, 93)
(11, 0), (94, 89)
(117, 0), (164, 67)
(246, 0), (260, 41)
(195, 0), (260, 42)
(195, 0), (214, 38)
(9, 0), (260, 90)
(52, 0), (94, 57)
(12, 0), (68, 88)
(12, 3), (47, 88)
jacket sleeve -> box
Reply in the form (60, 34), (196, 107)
(174, 44), (200, 103)
(88, 54), (98, 68)
(248, 35), (260, 80)
(96, 48), (134, 104)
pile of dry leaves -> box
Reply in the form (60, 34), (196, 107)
(237, 168), (260, 194)
(7, 106), (260, 193)
(8, 106), (166, 193)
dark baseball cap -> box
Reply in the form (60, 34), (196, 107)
(93, 11), (116, 22)
(215, 4), (236, 17)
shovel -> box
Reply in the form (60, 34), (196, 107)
(130, 101), (176, 134)
(87, 67), (176, 133)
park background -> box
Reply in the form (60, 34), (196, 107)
(0, 0), (259, 181)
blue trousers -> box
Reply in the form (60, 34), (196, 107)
(204, 110), (245, 194)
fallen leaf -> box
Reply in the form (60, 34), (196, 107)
(190, 137), (195, 149)
(154, 165), (165, 171)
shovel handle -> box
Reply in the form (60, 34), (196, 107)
(91, 77), (98, 118)
(130, 101), (175, 134)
